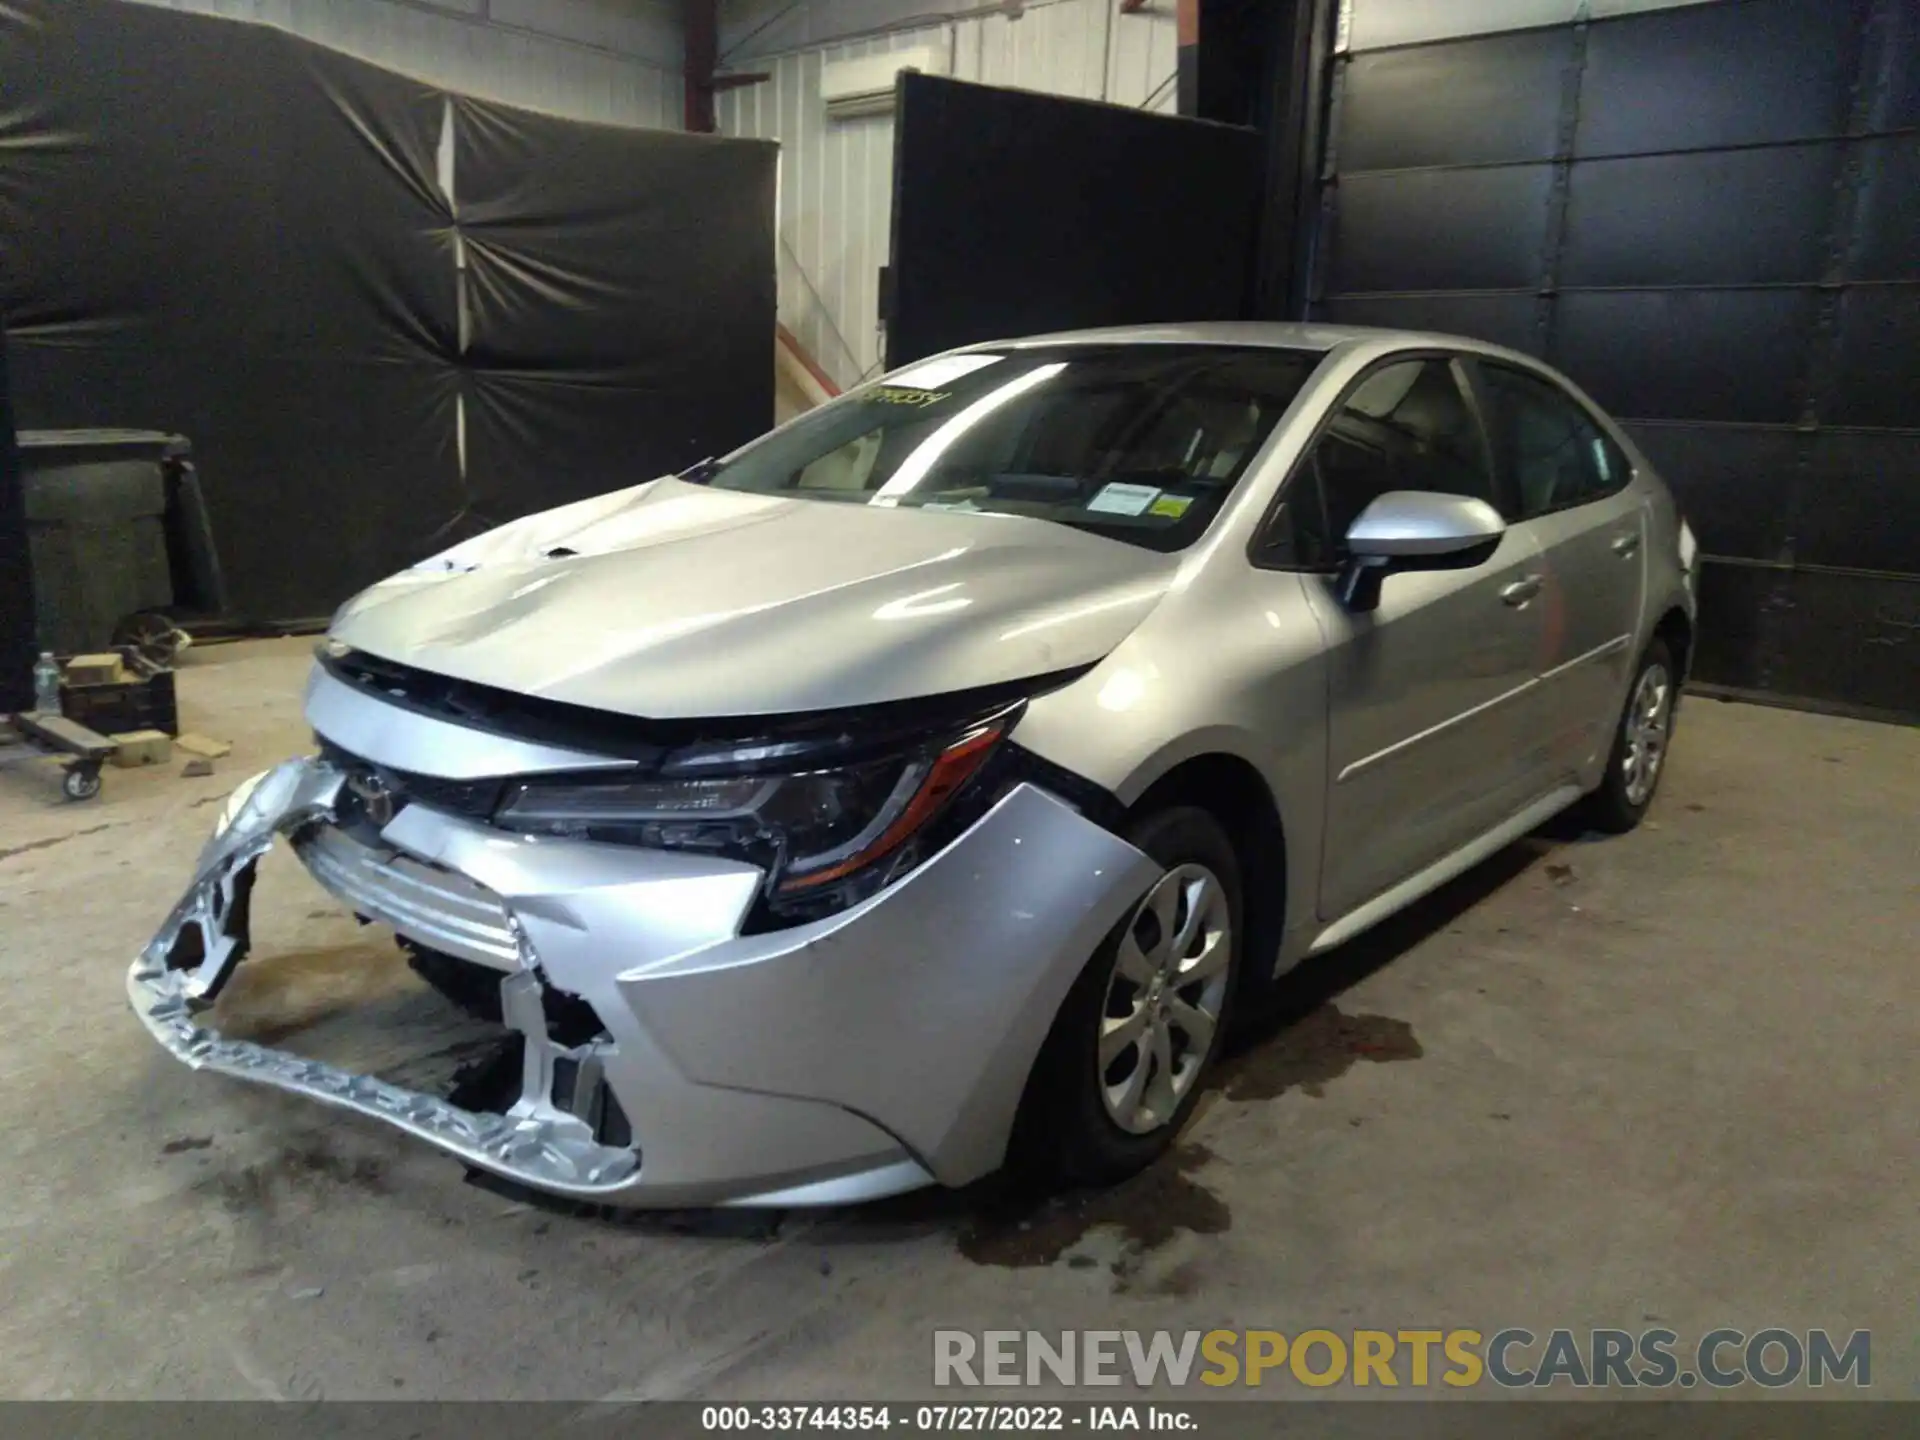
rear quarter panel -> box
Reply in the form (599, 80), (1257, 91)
(1603, 429), (1697, 679)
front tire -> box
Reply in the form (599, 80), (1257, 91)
(1584, 638), (1677, 834)
(1013, 805), (1242, 1188)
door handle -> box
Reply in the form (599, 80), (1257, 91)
(1500, 574), (1543, 607)
(1612, 532), (1641, 557)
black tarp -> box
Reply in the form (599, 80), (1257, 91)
(454, 98), (778, 522)
(885, 73), (1264, 368)
(0, 0), (775, 622)
(0, 315), (29, 711)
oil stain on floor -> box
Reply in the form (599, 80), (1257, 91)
(1216, 1003), (1423, 1102)
(193, 1132), (392, 1217)
(957, 1003), (1420, 1272)
(957, 1142), (1227, 1270)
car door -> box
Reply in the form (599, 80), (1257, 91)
(1471, 361), (1646, 782)
(1261, 356), (1550, 923)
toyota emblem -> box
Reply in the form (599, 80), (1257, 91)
(346, 769), (398, 827)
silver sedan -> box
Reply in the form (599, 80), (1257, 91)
(132, 324), (1697, 1207)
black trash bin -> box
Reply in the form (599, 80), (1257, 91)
(17, 429), (227, 654)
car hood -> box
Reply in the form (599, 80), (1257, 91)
(330, 478), (1177, 718)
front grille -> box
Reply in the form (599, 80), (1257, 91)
(294, 823), (521, 970)
(319, 646), (670, 762)
(382, 769), (504, 821)
(318, 740), (504, 823)
(318, 642), (1098, 769)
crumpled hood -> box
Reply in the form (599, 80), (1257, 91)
(330, 478), (1177, 718)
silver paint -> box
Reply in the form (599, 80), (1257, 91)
(1622, 661), (1674, 806)
(135, 749), (1155, 1204)
(1307, 783), (1587, 954)
(1009, 323), (1694, 985)
(305, 664), (634, 778)
(329, 479), (1179, 718)
(131, 322), (1696, 1206)
(630, 786), (1160, 1185)
(148, 759), (345, 1004)
(1098, 863), (1233, 1135)
(1346, 491), (1507, 557)
(293, 823), (522, 971)
(130, 958), (649, 1195)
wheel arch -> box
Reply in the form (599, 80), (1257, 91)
(1123, 749), (1289, 1003)
(1653, 603), (1694, 684)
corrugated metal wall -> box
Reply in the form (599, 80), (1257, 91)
(717, 0), (1179, 388)
(1340, 0), (1715, 51)
(125, 0), (686, 128)
(1321, 0), (1920, 718)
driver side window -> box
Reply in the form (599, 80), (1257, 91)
(1261, 357), (1495, 570)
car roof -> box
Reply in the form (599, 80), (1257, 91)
(961, 320), (1541, 369)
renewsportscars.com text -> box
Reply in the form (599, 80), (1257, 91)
(932, 1328), (1870, 1390)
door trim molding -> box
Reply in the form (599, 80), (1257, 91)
(1538, 632), (1632, 685)
(1308, 782), (1584, 954)
(1336, 673), (1537, 784)
(1336, 633), (1632, 785)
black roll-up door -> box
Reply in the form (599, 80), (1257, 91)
(1311, 0), (1920, 720)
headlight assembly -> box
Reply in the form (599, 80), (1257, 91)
(494, 714), (1013, 922)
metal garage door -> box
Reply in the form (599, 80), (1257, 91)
(1309, 0), (1920, 720)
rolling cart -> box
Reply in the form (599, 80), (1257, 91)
(0, 709), (117, 801)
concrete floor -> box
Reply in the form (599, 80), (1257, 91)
(0, 636), (1913, 1401)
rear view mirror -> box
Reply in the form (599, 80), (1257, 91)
(1338, 491), (1506, 611)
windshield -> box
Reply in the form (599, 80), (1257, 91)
(699, 344), (1324, 552)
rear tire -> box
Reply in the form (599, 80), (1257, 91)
(1012, 805), (1242, 1188)
(1584, 638), (1677, 834)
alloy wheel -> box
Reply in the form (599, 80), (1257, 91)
(1622, 662), (1673, 807)
(1097, 863), (1232, 1136)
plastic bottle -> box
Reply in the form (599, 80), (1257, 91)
(33, 653), (62, 716)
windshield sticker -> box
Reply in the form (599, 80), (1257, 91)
(867, 386), (953, 409)
(1149, 493), (1193, 519)
(885, 354), (1004, 389)
(1086, 482), (1162, 517)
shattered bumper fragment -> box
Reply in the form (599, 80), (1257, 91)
(128, 757), (641, 1196)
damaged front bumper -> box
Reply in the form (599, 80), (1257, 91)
(129, 753), (1158, 1208)
(130, 759), (646, 1196)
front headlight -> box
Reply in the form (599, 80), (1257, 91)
(494, 716), (1011, 918)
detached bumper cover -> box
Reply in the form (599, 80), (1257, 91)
(129, 754), (1157, 1207)
(129, 759), (646, 1196)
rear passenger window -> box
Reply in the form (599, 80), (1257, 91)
(1260, 358), (1496, 569)
(1479, 364), (1630, 517)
